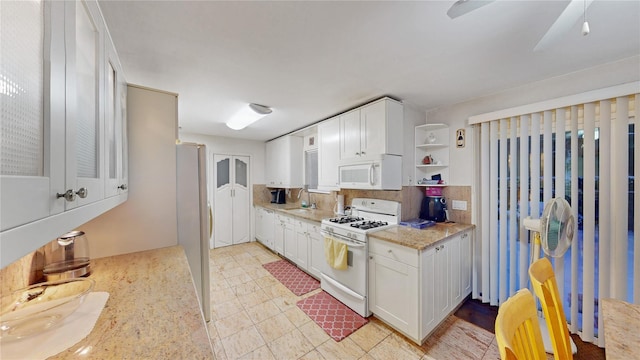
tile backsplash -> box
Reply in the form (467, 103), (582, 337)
(253, 184), (472, 222)
(0, 246), (45, 296)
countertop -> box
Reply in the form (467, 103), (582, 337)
(601, 298), (640, 359)
(49, 246), (213, 359)
(256, 203), (335, 223)
(256, 204), (474, 251)
(369, 223), (475, 251)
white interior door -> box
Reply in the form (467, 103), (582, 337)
(213, 154), (232, 248)
(213, 154), (250, 248)
(232, 156), (250, 244)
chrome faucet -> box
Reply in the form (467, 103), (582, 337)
(303, 185), (316, 209)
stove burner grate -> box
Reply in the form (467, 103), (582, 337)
(328, 216), (364, 224)
(349, 220), (389, 230)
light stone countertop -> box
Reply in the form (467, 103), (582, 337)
(257, 203), (474, 250)
(257, 203), (334, 223)
(601, 298), (640, 359)
(49, 246), (213, 359)
(369, 223), (476, 250)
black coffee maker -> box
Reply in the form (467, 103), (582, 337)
(270, 189), (286, 204)
(420, 196), (447, 222)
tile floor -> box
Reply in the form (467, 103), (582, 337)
(208, 242), (504, 360)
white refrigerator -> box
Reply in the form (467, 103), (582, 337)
(176, 143), (211, 322)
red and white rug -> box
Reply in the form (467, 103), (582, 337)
(262, 259), (320, 296)
(296, 291), (369, 342)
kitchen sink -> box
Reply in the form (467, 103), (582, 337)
(289, 208), (312, 213)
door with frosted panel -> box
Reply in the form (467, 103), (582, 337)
(104, 34), (126, 197)
(214, 155), (233, 248)
(65, 0), (104, 208)
(0, 1), (65, 231)
(232, 156), (250, 244)
(213, 154), (250, 248)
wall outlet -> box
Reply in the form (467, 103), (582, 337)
(451, 200), (467, 211)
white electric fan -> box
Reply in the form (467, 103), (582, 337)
(523, 197), (577, 355)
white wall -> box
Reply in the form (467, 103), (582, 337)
(401, 103), (427, 186)
(427, 55), (640, 186)
(81, 85), (179, 259)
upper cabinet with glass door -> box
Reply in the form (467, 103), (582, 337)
(0, 0), (128, 268)
(65, 0), (105, 208)
(0, 1), (66, 231)
(104, 31), (128, 197)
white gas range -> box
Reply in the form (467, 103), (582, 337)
(319, 198), (401, 317)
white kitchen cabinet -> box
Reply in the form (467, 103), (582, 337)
(339, 98), (403, 163)
(307, 222), (323, 279)
(274, 216), (284, 255)
(460, 231), (472, 297)
(274, 214), (295, 257)
(66, 0), (106, 208)
(433, 241), (451, 318)
(317, 116), (340, 190)
(369, 239), (419, 339)
(420, 246), (437, 340)
(368, 229), (474, 345)
(294, 219), (309, 271)
(415, 124), (449, 186)
(0, 0), (128, 268)
(448, 235), (463, 311)
(255, 207), (275, 251)
(265, 136), (303, 188)
(104, 33), (128, 198)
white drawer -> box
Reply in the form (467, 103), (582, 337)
(369, 238), (419, 267)
(277, 214), (294, 224)
(295, 219), (307, 232)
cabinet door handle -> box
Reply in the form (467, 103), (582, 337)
(361, 151), (365, 155)
(57, 189), (76, 202)
(355, 152), (360, 156)
(118, 184), (128, 190)
(75, 187), (88, 199)
(387, 249), (392, 254)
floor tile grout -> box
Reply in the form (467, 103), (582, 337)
(209, 242), (495, 360)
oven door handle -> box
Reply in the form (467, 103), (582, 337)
(320, 273), (366, 301)
(369, 163), (374, 186)
(319, 230), (366, 248)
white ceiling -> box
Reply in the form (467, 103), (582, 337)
(98, 0), (640, 141)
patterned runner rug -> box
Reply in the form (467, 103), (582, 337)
(262, 259), (320, 296)
(297, 291), (369, 342)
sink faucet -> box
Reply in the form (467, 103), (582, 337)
(303, 185), (316, 209)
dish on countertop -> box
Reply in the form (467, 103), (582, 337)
(0, 278), (94, 340)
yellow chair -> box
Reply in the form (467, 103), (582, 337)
(529, 257), (574, 360)
(495, 289), (547, 360)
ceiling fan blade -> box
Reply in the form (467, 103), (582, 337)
(447, 0), (495, 19)
(534, 0), (595, 51)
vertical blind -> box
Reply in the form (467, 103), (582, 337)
(471, 83), (638, 347)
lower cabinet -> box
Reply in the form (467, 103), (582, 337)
(369, 229), (473, 344)
(294, 219), (308, 271)
(308, 223), (324, 279)
(369, 240), (419, 338)
(255, 207), (275, 251)
(274, 214), (293, 256)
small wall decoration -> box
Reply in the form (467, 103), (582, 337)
(456, 128), (465, 148)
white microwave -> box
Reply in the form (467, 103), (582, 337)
(338, 154), (402, 190)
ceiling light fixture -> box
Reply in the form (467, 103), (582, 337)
(581, 0), (590, 36)
(226, 103), (273, 130)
